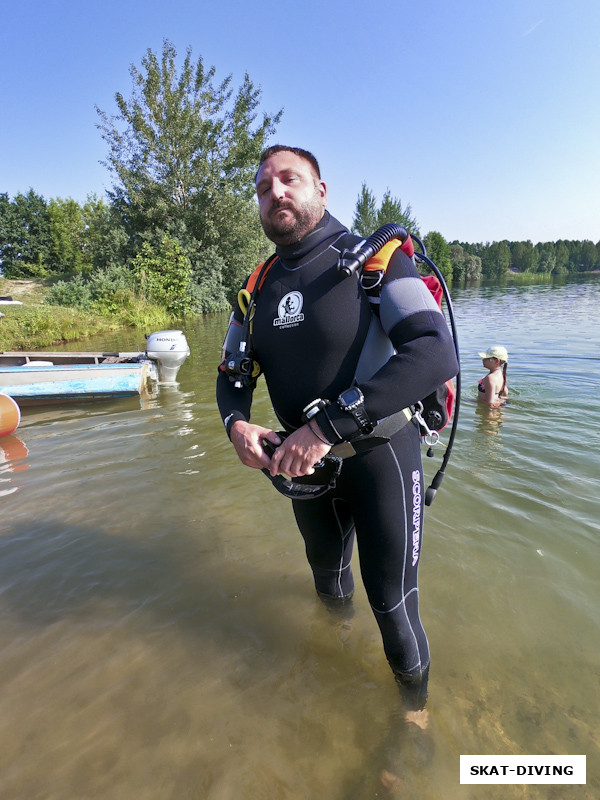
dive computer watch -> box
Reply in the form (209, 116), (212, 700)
(337, 387), (373, 435)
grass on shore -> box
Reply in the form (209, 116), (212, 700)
(0, 279), (172, 351)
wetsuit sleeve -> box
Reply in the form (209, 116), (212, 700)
(216, 300), (254, 439)
(316, 248), (459, 441)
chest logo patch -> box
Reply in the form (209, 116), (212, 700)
(273, 291), (304, 328)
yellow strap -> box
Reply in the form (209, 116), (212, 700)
(238, 288), (258, 333)
(238, 289), (251, 316)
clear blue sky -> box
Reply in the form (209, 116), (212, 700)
(2, 0), (599, 245)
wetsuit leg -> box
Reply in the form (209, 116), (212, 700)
(345, 423), (429, 705)
(292, 494), (355, 600)
(294, 421), (429, 704)
(347, 424), (429, 678)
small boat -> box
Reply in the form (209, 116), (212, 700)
(0, 296), (23, 306)
(0, 330), (190, 406)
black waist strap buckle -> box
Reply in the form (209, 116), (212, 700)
(261, 434), (342, 500)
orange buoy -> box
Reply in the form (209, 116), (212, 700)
(0, 394), (21, 437)
(0, 434), (29, 472)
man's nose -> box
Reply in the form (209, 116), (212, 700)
(270, 178), (286, 200)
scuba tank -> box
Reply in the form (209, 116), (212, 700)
(337, 223), (461, 505)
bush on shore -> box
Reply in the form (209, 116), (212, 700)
(0, 278), (172, 351)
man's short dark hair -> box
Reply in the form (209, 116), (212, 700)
(256, 145), (321, 180)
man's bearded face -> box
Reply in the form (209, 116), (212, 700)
(256, 152), (328, 246)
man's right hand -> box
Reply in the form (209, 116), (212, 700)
(229, 420), (281, 470)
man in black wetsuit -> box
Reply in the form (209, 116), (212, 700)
(216, 145), (458, 712)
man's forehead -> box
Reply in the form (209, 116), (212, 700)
(256, 151), (315, 181)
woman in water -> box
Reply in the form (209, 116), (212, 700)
(477, 345), (508, 406)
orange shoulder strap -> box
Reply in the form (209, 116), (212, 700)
(244, 252), (281, 296)
(245, 261), (267, 294)
(362, 237), (415, 273)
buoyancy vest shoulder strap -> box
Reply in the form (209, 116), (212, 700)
(363, 239), (444, 310)
(243, 235), (415, 304)
(245, 255), (279, 295)
(362, 237), (415, 273)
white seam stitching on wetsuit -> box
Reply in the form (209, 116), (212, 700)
(369, 441), (422, 674)
(332, 497), (351, 597)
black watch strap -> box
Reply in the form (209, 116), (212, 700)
(337, 388), (373, 435)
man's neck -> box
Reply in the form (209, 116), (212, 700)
(275, 211), (345, 262)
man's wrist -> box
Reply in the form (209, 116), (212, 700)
(301, 398), (330, 423)
(313, 406), (344, 444)
(307, 418), (334, 446)
(224, 411), (247, 439)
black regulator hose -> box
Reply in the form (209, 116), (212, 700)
(337, 223), (461, 506)
(410, 234), (461, 506)
(337, 223), (408, 276)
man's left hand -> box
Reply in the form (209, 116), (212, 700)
(269, 424), (331, 478)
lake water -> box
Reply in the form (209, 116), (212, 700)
(1, 275), (598, 799)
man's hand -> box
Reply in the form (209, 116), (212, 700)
(268, 424), (331, 478)
(229, 421), (281, 470)
(229, 420), (332, 477)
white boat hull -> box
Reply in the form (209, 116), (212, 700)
(0, 330), (188, 406)
(0, 354), (159, 406)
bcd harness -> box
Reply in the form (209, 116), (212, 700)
(222, 224), (460, 504)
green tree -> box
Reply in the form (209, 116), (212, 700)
(554, 241), (570, 274)
(567, 240), (582, 270)
(580, 240), (598, 271)
(351, 183), (378, 237)
(534, 242), (556, 274)
(481, 241), (511, 278)
(511, 240), (538, 273)
(464, 252), (483, 280)
(0, 193), (17, 274)
(81, 195), (130, 273)
(449, 242), (481, 281)
(96, 39), (281, 307)
(0, 190), (51, 278)
(47, 198), (89, 275)
(377, 190), (419, 234)
(132, 234), (196, 316)
(423, 231), (452, 282)
(351, 185), (419, 237)
(449, 243), (466, 281)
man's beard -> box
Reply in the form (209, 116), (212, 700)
(260, 195), (324, 246)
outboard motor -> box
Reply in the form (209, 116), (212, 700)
(145, 330), (190, 383)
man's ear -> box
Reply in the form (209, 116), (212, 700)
(319, 180), (328, 206)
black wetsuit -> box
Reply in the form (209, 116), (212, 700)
(217, 212), (458, 704)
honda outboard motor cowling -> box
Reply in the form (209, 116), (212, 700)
(145, 330), (190, 383)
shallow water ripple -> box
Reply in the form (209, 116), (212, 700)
(0, 278), (598, 798)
